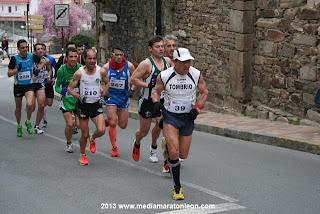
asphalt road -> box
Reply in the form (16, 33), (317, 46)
(1, 66), (320, 214)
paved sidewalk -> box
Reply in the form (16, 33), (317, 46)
(2, 58), (319, 155)
(128, 100), (320, 155)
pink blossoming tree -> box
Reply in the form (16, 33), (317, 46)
(34, 0), (91, 40)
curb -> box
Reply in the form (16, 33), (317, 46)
(54, 95), (320, 155)
(128, 110), (320, 155)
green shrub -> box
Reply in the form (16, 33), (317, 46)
(69, 34), (96, 47)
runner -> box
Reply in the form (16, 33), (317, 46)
(55, 47), (82, 153)
(56, 41), (84, 134)
(55, 41), (85, 72)
(7, 39), (45, 136)
(152, 47), (208, 200)
(130, 35), (172, 162)
(32, 43), (52, 134)
(163, 34), (178, 64)
(67, 49), (110, 165)
(162, 34), (179, 172)
(41, 43), (57, 128)
(102, 47), (135, 157)
(76, 43), (84, 56)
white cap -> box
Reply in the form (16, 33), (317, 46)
(173, 48), (194, 61)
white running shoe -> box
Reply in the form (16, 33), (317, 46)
(34, 125), (44, 134)
(179, 158), (184, 163)
(65, 143), (73, 153)
(149, 147), (159, 163)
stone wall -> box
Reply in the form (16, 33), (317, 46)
(96, 0), (155, 66)
(96, 0), (320, 124)
(253, 0), (320, 124)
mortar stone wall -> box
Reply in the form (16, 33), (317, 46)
(96, 0), (320, 124)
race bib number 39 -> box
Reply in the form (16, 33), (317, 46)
(18, 71), (31, 81)
(110, 79), (125, 89)
(169, 100), (192, 113)
(84, 86), (99, 97)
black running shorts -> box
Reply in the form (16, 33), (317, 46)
(13, 84), (35, 97)
(45, 83), (54, 98)
(76, 101), (103, 119)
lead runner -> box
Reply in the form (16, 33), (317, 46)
(152, 47), (208, 200)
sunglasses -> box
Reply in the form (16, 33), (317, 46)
(19, 46), (28, 49)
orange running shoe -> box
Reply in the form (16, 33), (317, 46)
(132, 139), (140, 162)
(88, 134), (96, 153)
(79, 154), (89, 165)
(162, 163), (170, 173)
(105, 118), (109, 127)
(111, 147), (119, 157)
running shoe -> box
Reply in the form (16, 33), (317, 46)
(162, 137), (169, 161)
(17, 124), (22, 137)
(79, 154), (89, 165)
(25, 120), (33, 134)
(65, 142), (73, 153)
(34, 125), (44, 134)
(88, 134), (96, 153)
(172, 186), (184, 200)
(132, 139), (140, 162)
(72, 126), (78, 134)
(42, 120), (47, 128)
(111, 147), (119, 157)
(149, 146), (159, 163)
(179, 158), (184, 163)
(162, 163), (170, 173)
(105, 117), (109, 127)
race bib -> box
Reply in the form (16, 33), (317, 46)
(83, 86), (99, 97)
(169, 100), (192, 113)
(18, 71), (31, 81)
(110, 79), (125, 89)
(66, 88), (79, 97)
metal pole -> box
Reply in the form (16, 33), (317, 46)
(27, 1), (30, 52)
(30, 30), (33, 53)
(61, 27), (64, 55)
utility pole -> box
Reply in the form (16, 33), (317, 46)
(27, 1), (30, 52)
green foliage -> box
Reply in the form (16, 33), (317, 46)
(290, 118), (301, 126)
(69, 34), (96, 47)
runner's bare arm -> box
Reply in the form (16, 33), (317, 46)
(38, 57), (46, 70)
(100, 67), (110, 97)
(164, 56), (173, 68)
(195, 74), (208, 108)
(8, 68), (18, 77)
(102, 63), (109, 72)
(152, 74), (164, 103)
(130, 59), (151, 88)
(45, 58), (52, 83)
(128, 61), (136, 90)
(67, 69), (82, 98)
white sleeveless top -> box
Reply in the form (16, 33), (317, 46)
(79, 66), (101, 103)
(160, 66), (201, 114)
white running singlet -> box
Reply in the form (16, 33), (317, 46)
(79, 66), (101, 104)
(160, 66), (201, 114)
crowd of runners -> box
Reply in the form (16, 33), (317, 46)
(7, 35), (208, 200)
